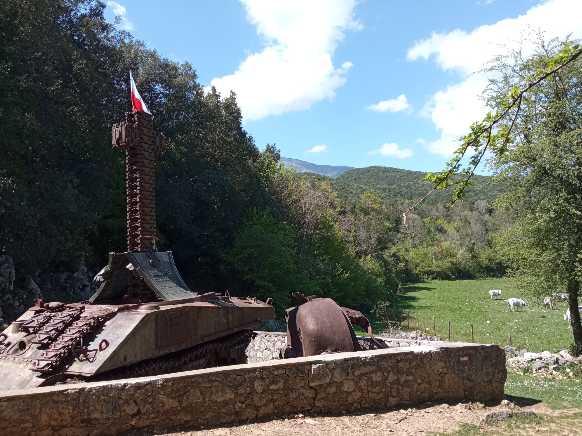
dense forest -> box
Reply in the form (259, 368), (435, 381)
(291, 166), (508, 281)
(333, 167), (509, 280)
(333, 166), (505, 204)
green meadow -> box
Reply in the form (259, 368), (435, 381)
(400, 278), (572, 352)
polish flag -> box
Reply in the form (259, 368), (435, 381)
(130, 71), (151, 114)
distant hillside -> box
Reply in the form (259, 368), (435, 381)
(333, 166), (504, 204)
(281, 158), (504, 204)
(281, 157), (353, 178)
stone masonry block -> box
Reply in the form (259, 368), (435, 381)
(309, 363), (332, 386)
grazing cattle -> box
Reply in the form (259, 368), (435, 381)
(564, 306), (582, 322)
(543, 296), (553, 310)
(553, 292), (569, 302)
(489, 289), (502, 299)
(507, 298), (527, 311)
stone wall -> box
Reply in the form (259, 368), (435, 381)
(0, 342), (506, 435)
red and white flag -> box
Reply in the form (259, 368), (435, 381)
(130, 71), (151, 114)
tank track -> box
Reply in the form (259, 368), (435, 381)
(86, 330), (254, 383)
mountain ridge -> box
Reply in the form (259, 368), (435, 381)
(282, 157), (502, 204)
(281, 157), (353, 177)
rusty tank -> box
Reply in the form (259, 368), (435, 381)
(0, 111), (274, 391)
(284, 293), (385, 358)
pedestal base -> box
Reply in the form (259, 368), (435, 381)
(90, 251), (196, 304)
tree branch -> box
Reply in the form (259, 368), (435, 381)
(405, 43), (582, 214)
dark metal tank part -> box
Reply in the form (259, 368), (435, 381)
(0, 111), (274, 391)
(284, 294), (384, 358)
(285, 298), (359, 357)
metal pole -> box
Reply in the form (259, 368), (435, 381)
(471, 324), (474, 342)
(433, 317), (436, 335)
(448, 320), (451, 341)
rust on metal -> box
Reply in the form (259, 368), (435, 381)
(0, 304), (117, 375)
(341, 306), (373, 335)
(93, 112), (196, 303)
(284, 293), (382, 357)
(112, 111), (166, 253)
(284, 298), (360, 358)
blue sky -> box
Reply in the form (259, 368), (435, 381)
(105, 0), (581, 172)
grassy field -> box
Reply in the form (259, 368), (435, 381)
(506, 371), (582, 409)
(448, 411), (582, 436)
(400, 278), (573, 352)
(400, 278), (582, 435)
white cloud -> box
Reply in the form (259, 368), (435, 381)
(367, 94), (411, 113)
(370, 143), (413, 159)
(307, 144), (328, 153)
(423, 74), (489, 156)
(407, 0), (582, 156)
(209, 0), (359, 121)
(106, 1), (133, 31)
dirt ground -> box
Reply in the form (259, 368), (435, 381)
(165, 401), (582, 435)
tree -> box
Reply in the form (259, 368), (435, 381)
(0, 0), (127, 277)
(428, 40), (582, 353)
(227, 210), (308, 314)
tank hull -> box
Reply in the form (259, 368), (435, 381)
(0, 295), (274, 391)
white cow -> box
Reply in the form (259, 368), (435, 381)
(543, 296), (553, 310)
(553, 292), (569, 302)
(564, 306), (582, 322)
(507, 298), (527, 311)
(489, 289), (502, 299)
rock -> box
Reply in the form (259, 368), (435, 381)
(341, 380), (356, 392)
(559, 350), (574, 361)
(507, 357), (527, 369)
(72, 262), (91, 299)
(245, 332), (288, 363)
(531, 361), (546, 372)
(506, 347), (582, 376)
(522, 352), (539, 362)
(540, 351), (554, 360)
(25, 277), (42, 298)
(500, 399), (515, 408)
(309, 363), (332, 386)
(481, 410), (537, 425)
(0, 254), (39, 322)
